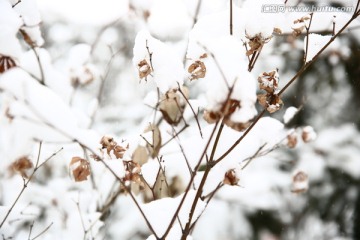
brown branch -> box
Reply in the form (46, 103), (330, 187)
(214, 109), (266, 164)
(303, 13), (314, 64)
(161, 121), (220, 239)
(12, 0), (21, 8)
(99, 159), (159, 238)
(181, 122), (225, 239)
(278, 10), (360, 96)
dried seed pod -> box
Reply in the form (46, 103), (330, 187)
(301, 126), (317, 142)
(70, 157), (91, 182)
(291, 170), (309, 193)
(287, 131), (298, 148)
(0, 55), (17, 73)
(188, 60), (206, 80)
(258, 69), (279, 93)
(11, 156), (34, 178)
(137, 59), (152, 79)
(223, 169), (239, 186)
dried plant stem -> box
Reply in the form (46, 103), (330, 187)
(177, 83), (203, 137)
(89, 47), (123, 128)
(31, 47), (45, 85)
(12, 0), (21, 8)
(303, 13), (314, 63)
(181, 122), (225, 239)
(189, 183), (223, 231)
(28, 222), (54, 240)
(0, 143), (62, 228)
(230, 0), (233, 35)
(279, 10), (360, 96)
(161, 121), (220, 239)
(248, 46), (263, 72)
(99, 159), (159, 238)
(214, 109), (266, 164)
(216, 8), (360, 165)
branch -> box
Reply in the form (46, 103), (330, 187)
(0, 143), (62, 228)
(161, 121), (220, 239)
(230, 0), (233, 35)
(177, 83), (203, 138)
(30, 222), (53, 240)
(278, 9), (360, 96)
(181, 122), (225, 239)
(303, 13), (314, 64)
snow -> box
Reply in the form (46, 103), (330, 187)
(36, 0), (129, 25)
(0, 0), (22, 58)
(304, 33), (332, 62)
(0, 68), (100, 152)
(133, 30), (185, 93)
(1, 0), (359, 239)
(187, 35), (257, 123)
(283, 106), (298, 124)
(142, 190), (205, 238)
(148, 0), (192, 41)
(141, 159), (160, 187)
(243, 0), (285, 38)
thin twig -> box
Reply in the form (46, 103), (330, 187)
(28, 221), (34, 240)
(12, 0), (21, 8)
(189, 183), (223, 231)
(230, 0), (233, 35)
(88, 47), (123, 128)
(303, 13), (314, 63)
(0, 143), (62, 228)
(31, 47), (45, 85)
(74, 194), (87, 239)
(241, 144), (266, 170)
(99, 159), (159, 238)
(181, 122), (225, 239)
(279, 9), (360, 96)
(177, 83), (202, 137)
(30, 222), (53, 240)
(197, 42), (231, 89)
(216, 7), (360, 165)
(161, 121), (220, 239)
(214, 109), (266, 164)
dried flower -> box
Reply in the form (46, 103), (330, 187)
(122, 160), (144, 189)
(291, 170), (309, 193)
(257, 93), (283, 114)
(99, 136), (129, 159)
(188, 60), (206, 80)
(137, 59), (152, 79)
(70, 157), (91, 182)
(286, 130), (298, 148)
(0, 55), (17, 73)
(258, 69), (279, 93)
(291, 15), (311, 37)
(11, 156), (34, 178)
(159, 88), (186, 126)
(70, 64), (97, 87)
(204, 99), (253, 131)
(223, 169), (240, 186)
(301, 126), (317, 142)
(246, 33), (272, 56)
